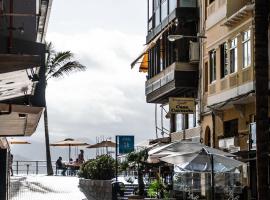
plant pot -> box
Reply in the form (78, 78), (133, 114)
(79, 178), (112, 200)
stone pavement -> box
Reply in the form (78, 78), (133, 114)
(9, 175), (86, 200)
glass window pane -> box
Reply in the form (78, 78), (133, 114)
(161, 0), (168, 21)
(176, 114), (183, 131)
(188, 114), (194, 129)
(155, 8), (160, 27)
(169, 0), (177, 13)
(180, 0), (197, 7)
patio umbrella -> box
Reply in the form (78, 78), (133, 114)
(86, 140), (116, 154)
(50, 138), (89, 161)
(160, 147), (245, 200)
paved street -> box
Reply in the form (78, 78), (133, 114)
(9, 175), (86, 200)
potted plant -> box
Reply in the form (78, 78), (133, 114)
(78, 155), (116, 200)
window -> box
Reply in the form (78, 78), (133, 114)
(220, 43), (228, 78)
(204, 62), (208, 92)
(224, 119), (238, 138)
(154, 0), (160, 27)
(209, 50), (216, 82)
(161, 0), (168, 21)
(169, 0), (177, 13)
(230, 38), (238, 73)
(180, 0), (197, 7)
(243, 30), (251, 68)
(176, 114), (183, 131)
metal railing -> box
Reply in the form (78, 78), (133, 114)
(12, 160), (57, 175)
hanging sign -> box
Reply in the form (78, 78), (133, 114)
(169, 97), (195, 114)
(118, 135), (134, 154)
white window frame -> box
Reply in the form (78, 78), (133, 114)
(242, 30), (251, 68)
(230, 37), (238, 74)
(209, 50), (216, 83)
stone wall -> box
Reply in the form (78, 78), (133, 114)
(79, 179), (112, 200)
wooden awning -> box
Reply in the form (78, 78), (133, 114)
(0, 103), (43, 137)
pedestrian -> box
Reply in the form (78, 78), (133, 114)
(9, 153), (13, 176)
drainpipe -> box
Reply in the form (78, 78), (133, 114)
(198, 0), (204, 144)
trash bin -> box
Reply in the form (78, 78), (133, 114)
(112, 181), (125, 200)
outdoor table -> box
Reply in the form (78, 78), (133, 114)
(64, 163), (81, 176)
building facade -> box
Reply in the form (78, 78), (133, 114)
(132, 0), (201, 141)
(0, 0), (52, 199)
(200, 0), (269, 198)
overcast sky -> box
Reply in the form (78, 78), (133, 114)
(11, 0), (170, 161)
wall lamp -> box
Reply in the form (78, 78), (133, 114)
(168, 34), (206, 42)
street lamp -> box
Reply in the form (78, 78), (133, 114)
(167, 34), (206, 42)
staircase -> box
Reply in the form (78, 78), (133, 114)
(118, 184), (149, 200)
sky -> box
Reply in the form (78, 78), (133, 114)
(10, 0), (170, 161)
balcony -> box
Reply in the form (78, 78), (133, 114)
(206, 0), (254, 29)
(145, 62), (198, 104)
(147, 5), (198, 43)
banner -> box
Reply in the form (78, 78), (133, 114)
(169, 97), (195, 114)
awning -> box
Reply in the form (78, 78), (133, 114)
(0, 103), (43, 137)
(139, 52), (149, 73)
(130, 24), (171, 70)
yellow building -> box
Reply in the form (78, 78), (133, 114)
(200, 0), (269, 197)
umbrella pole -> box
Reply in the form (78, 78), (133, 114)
(211, 154), (215, 200)
(69, 145), (71, 161)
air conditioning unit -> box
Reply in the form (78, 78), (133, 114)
(189, 41), (199, 63)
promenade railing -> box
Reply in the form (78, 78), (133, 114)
(12, 160), (57, 175)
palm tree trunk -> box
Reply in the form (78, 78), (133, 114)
(44, 98), (54, 175)
(254, 0), (269, 199)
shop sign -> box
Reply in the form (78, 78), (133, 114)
(169, 97), (195, 114)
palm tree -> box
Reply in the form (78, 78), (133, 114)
(254, 0), (269, 199)
(44, 42), (86, 175)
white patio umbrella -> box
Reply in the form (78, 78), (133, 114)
(160, 147), (245, 200)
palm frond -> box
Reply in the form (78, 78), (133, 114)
(51, 51), (73, 66)
(50, 61), (86, 79)
(46, 51), (74, 76)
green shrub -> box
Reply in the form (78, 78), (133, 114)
(78, 155), (115, 180)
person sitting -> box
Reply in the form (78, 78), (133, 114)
(56, 156), (67, 176)
(77, 150), (85, 164)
